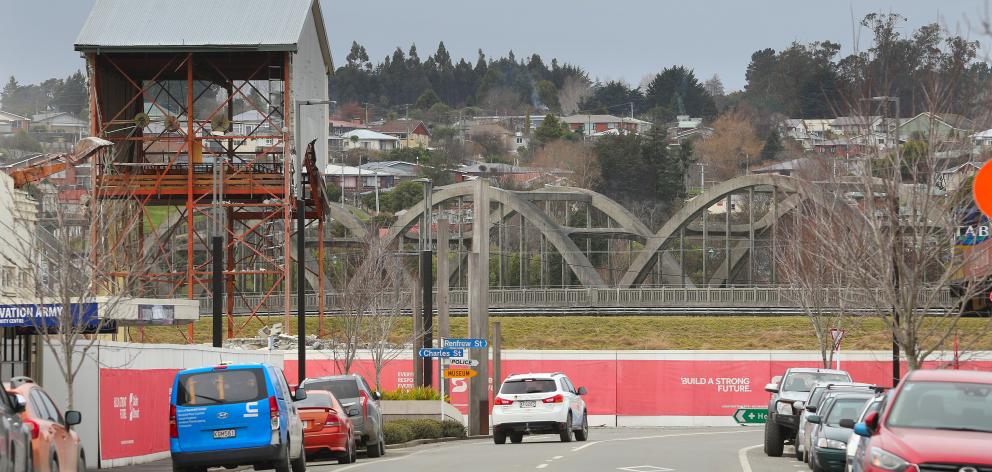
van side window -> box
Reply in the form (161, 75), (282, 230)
(29, 390), (55, 422)
(277, 371), (292, 400)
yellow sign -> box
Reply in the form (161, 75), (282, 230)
(443, 368), (477, 379)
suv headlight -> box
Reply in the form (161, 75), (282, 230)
(776, 402), (793, 415)
(870, 447), (912, 471)
(816, 437), (846, 449)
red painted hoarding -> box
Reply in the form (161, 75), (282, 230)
(99, 368), (178, 460)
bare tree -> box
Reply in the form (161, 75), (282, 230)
(693, 110), (763, 181)
(531, 140), (601, 189)
(557, 75), (592, 115)
(359, 237), (417, 391)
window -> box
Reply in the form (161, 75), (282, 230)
(3, 267), (16, 288)
(362, 142), (370, 149)
(295, 391), (334, 409)
(500, 379), (557, 394)
(39, 390), (64, 424)
(177, 368), (267, 406)
(305, 379), (360, 401)
(516, 138), (523, 144)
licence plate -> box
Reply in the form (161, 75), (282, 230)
(519, 400), (536, 408)
(213, 429), (236, 439)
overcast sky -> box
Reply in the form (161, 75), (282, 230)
(2, 1), (989, 92)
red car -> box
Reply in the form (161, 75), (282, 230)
(851, 369), (992, 472)
(297, 389), (357, 464)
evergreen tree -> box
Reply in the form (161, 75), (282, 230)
(760, 130), (783, 161)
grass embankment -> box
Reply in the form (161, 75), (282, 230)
(132, 315), (992, 351)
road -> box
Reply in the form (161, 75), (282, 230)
(300, 427), (809, 472)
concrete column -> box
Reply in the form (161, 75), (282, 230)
(437, 218), (450, 396)
(468, 179), (490, 436)
(493, 321), (502, 394)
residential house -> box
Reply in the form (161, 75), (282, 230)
(830, 116), (881, 136)
(358, 160), (420, 185)
(453, 161), (567, 188)
(374, 119), (431, 148)
(938, 161), (982, 192)
(898, 112), (975, 142)
(0, 111), (30, 134)
(30, 112), (88, 134)
(973, 129), (992, 147)
(560, 114), (652, 136)
(336, 129), (400, 151)
(324, 163), (390, 193)
(778, 118), (833, 150)
(0, 171), (38, 298)
(329, 119), (367, 135)
(468, 123), (523, 154)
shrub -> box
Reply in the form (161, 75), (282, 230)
(406, 419), (442, 439)
(440, 419), (466, 438)
(380, 387), (443, 401)
(383, 421), (413, 445)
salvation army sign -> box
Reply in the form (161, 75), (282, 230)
(0, 302), (99, 329)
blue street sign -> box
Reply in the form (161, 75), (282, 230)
(442, 338), (488, 349)
(418, 348), (465, 358)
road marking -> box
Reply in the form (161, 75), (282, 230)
(617, 466), (674, 472)
(537, 464), (548, 469)
(571, 429), (757, 452)
(737, 444), (762, 472)
(333, 440), (486, 471)
(553, 456), (563, 460)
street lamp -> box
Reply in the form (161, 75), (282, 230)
(413, 177), (434, 387)
(293, 99), (335, 385)
(864, 95), (902, 387)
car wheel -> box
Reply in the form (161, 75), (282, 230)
(366, 429), (384, 458)
(493, 430), (507, 445)
(77, 452), (86, 472)
(509, 433), (523, 444)
(574, 412), (589, 442)
(559, 414), (573, 443)
(51, 454), (59, 472)
(274, 443), (292, 472)
(763, 421), (784, 457)
(290, 444), (306, 472)
(795, 442), (805, 462)
(812, 454), (825, 472)
(378, 431), (386, 457)
(338, 438), (354, 464)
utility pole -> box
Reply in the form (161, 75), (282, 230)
(414, 178), (434, 387)
(468, 178), (490, 436)
(437, 218), (450, 395)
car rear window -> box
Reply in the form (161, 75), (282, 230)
(825, 397), (870, 425)
(177, 368), (266, 406)
(296, 392), (334, 409)
(306, 379), (360, 400)
(500, 379), (557, 394)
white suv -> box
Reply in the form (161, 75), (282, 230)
(492, 372), (589, 444)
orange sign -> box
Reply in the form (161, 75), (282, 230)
(443, 368), (477, 379)
(973, 161), (992, 217)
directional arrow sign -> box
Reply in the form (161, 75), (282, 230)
(733, 408), (768, 424)
(418, 348), (464, 358)
(443, 368), (477, 379)
(448, 358), (480, 367)
(442, 338), (488, 349)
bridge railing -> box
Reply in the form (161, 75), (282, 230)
(197, 286), (954, 314)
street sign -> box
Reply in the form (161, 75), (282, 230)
(418, 348), (465, 358)
(443, 368), (477, 379)
(829, 328), (845, 350)
(448, 358), (480, 367)
(442, 338), (488, 349)
(733, 408), (768, 424)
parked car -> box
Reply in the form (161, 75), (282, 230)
(296, 389), (356, 464)
(169, 363), (307, 472)
(5, 377), (83, 472)
(850, 369), (992, 472)
(844, 394), (887, 472)
(765, 368), (852, 457)
(301, 374), (384, 457)
(806, 391), (874, 472)
(0, 387), (32, 472)
(491, 372), (588, 444)
(797, 383), (877, 462)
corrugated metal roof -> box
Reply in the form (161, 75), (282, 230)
(75, 0), (316, 52)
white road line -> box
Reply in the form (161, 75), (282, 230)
(537, 464), (549, 469)
(332, 440), (484, 471)
(738, 444), (762, 472)
(571, 429), (758, 452)
(553, 456), (563, 460)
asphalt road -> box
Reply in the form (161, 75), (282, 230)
(302, 427), (810, 472)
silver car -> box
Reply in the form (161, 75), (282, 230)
(301, 375), (385, 458)
(796, 382), (875, 462)
(0, 389), (32, 472)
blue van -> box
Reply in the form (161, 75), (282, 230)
(169, 363), (307, 472)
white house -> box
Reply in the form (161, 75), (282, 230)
(337, 129), (400, 151)
(30, 112), (88, 134)
(560, 114), (652, 136)
(0, 110), (30, 134)
(973, 129), (992, 147)
(0, 172), (38, 298)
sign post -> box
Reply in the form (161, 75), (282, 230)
(829, 328), (846, 370)
(733, 408), (768, 425)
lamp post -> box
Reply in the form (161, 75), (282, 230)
(413, 177), (434, 387)
(293, 99), (335, 385)
(865, 95), (901, 387)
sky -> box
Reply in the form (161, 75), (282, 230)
(1, 1), (990, 93)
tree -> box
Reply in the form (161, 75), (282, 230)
(557, 75), (592, 115)
(414, 89), (441, 110)
(578, 80), (644, 115)
(643, 66), (718, 122)
(533, 114), (568, 145)
(693, 110), (763, 181)
(377, 180), (427, 214)
(52, 70), (88, 116)
(531, 140), (600, 189)
(759, 130), (784, 162)
(703, 74), (725, 98)
(1, 130), (43, 153)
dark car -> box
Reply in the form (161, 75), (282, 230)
(0, 388), (32, 472)
(301, 375), (384, 458)
(764, 368), (852, 457)
(851, 369), (992, 472)
(807, 392), (874, 472)
(797, 382), (876, 462)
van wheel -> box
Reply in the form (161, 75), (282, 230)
(366, 430), (384, 458)
(290, 446), (305, 472)
(493, 431), (507, 445)
(574, 412), (589, 442)
(763, 421), (784, 457)
(559, 414), (573, 443)
(274, 443), (292, 472)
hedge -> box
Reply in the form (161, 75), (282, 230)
(383, 418), (467, 445)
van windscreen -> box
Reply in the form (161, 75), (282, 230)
(177, 368), (266, 406)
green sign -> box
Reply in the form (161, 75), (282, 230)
(733, 408), (768, 424)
